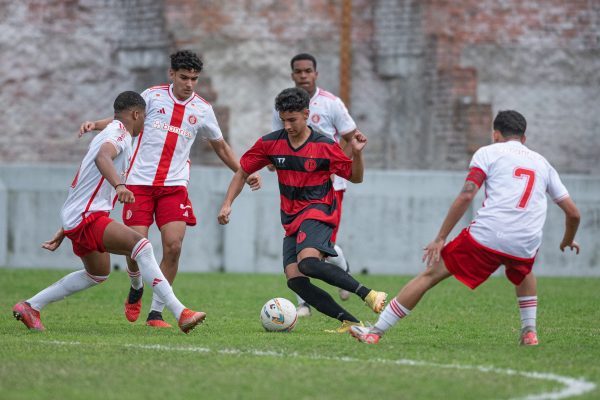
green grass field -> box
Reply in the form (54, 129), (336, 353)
(1, 268), (598, 400)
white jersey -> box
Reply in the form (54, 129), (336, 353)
(61, 121), (133, 230)
(468, 140), (569, 259)
(127, 84), (223, 187)
(272, 87), (356, 191)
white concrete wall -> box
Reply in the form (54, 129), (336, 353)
(0, 164), (598, 276)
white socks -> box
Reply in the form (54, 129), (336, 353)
(374, 297), (411, 335)
(126, 265), (143, 290)
(518, 296), (537, 329)
(27, 270), (107, 311)
(131, 239), (185, 320)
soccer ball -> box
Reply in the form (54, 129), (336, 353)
(260, 297), (298, 332)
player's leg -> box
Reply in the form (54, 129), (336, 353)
(515, 272), (538, 346)
(329, 190), (351, 300)
(103, 220), (205, 333)
(123, 225), (149, 322)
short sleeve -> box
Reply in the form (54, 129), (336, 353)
(198, 106), (224, 141)
(141, 89), (153, 113)
(469, 147), (490, 175)
(105, 129), (128, 155)
(332, 98), (357, 135)
(546, 164), (569, 202)
(327, 143), (352, 179)
(240, 138), (271, 175)
(271, 108), (283, 131)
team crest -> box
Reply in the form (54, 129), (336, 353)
(304, 159), (317, 172)
(126, 210), (133, 220)
(296, 231), (307, 244)
(188, 115), (197, 125)
(311, 114), (321, 124)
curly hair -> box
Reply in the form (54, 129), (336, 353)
(493, 110), (527, 137)
(170, 50), (203, 72)
(113, 91), (146, 113)
(275, 87), (310, 113)
(290, 53), (317, 70)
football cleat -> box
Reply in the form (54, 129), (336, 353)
(335, 320), (364, 334)
(124, 286), (144, 322)
(178, 308), (206, 334)
(13, 302), (45, 331)
(146, 310), (172, 328)
(338, 288), (351, 301)
(296, 303), (312, 317)
(364, 290), (388, 314)
(349, 325), (381, 344)
(520, 326), (539, 346)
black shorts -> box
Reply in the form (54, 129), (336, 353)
(282, 219), (338, 269)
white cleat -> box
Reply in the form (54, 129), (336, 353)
(296, 303), (312, 317)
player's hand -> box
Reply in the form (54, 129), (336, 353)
(560, 240), (580, 254)
(422, 237), (445, 267)
(116, 185), (135, 204)
(79, 121), (96, 137)
(246, 173), (262, 191)
(350, 130), (368, 153)
(266, 164), (276, 172)
(218, 205), (232, 225)
(42, 229), (66, 252)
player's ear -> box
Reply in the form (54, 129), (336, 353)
(521, 134), (527, 144)
(168, 68), (175, 82)
(302, 109), (309, 120)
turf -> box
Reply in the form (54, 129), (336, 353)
(1, 268), (598, 400)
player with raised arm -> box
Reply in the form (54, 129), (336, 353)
(219, 87), (387, 333)
(13, 91), (205, 333)
(272, 53), (358, 316)
(80, 50), (261, 328)
(349, 110), (580, 345)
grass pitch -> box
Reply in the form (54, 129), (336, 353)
(1, 268), (598, 400)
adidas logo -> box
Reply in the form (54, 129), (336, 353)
(152, 278), (163, 287)
(158, 108), (166, 114)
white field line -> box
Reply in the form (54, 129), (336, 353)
(40, 340), (595, 400)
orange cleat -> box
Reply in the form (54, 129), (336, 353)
(349, 325), (381, 344)
(13, 302), (45, 331)
(124, 286), (144, 322)
(146, 319), (172, 328)
(520, 326), (539, 346)
(178, 308), (206, 334)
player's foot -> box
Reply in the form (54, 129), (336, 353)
(339, 288), (351, 301)
(296, 303), (311, 317)
(13, 302), (45, 331)
(349, 325), (381, 344)
(520, 326), (539, 346)
(364, 290), (388, 313)
(124, 286), (144, 322)
(335, 320), (364, 333)
(146, 310), (172, 328)
(178, 308), (206, 334)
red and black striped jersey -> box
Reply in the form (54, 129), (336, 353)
(240, 128), (353, 236)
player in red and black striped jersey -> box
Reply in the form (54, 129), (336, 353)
(218, 88), (387, 330)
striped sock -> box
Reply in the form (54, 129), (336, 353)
(27, 270), (107, 311)
(373, 297), (411, 335)
(518, 296), (537, 329)
(126, 266), (143, 290)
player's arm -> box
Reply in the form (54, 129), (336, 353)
(79, 117), (113, 137)
(339, 129), (357, 158)
(217, 168), (250, 225)
(94, 143), (135, 204)
(42, 227), (65, 251)
(423, 171), (482, 267)
(209, 139), (261, 191)
(556, 197), (581, 254)
(347, 132), (367, 183)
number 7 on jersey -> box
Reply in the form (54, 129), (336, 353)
(513, 167), (536, 209)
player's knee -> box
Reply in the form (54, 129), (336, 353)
(297, 257), (320, 277)
(287, 276), (309, 294)
(163, 239), (182, 257)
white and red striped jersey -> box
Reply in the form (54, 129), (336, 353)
(127, 84), (223, 187)
(272, 87), (356, 191)
(468, 140), (569, 259)
(61, 121), (132, 230)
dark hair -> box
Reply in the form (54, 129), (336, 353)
(493, 110), (527, 137)
(275, 88), (310, 113)
(170, 50), (203, 72)
(290, 53), (317, 70)
(113, 91), (146, 113)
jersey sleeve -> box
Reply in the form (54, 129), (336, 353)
(198, 106), (224, 141)
(105, 130), (128, 155)
(327, 143), (353, 179)
(332, 98), (357, 135)
(141, 89), (153, 113)
(240, 138), (271, 175)
(546, 164), (569, 202)
(271, 108), (283, 131)
(469, 147), (490, 175)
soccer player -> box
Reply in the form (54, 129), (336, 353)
(218, 87), (387, 332)
(349, 110), (580, 345)
(13, 91), (205, 333)
(80, 50), (261, 328)
(272, 53), (358, 316)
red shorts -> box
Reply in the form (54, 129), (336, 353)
(122, 185), (197, 228)
(441, 228), (536, 289)
(64, 212), (113, 257)
(331, 190), (344, 243)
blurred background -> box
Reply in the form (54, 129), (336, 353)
(0, 0), (598, 275)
